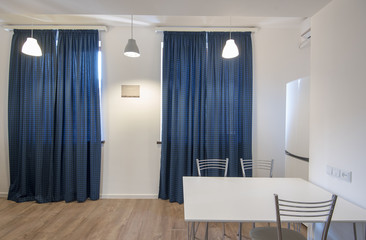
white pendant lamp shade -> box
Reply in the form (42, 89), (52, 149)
(124, 15), (140, 58)
(222, 39), (239, 59)
(22, 37), (42, 57)
(124, 38), (140, 57)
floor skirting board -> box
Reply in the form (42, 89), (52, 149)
(0, 192), (8, 198)
(0, 192), (158, 199)
(100, 194), (158, 199)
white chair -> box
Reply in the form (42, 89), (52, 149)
(250, 193), (338, 240)
(196, 158), (229, 240)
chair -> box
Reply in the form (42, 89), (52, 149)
(196, 158), (229, 177)
(250, 194), (338, 240)
(240, 158), (274, 178)
(196, 158), (229, 240)
(239, 158), (274, 234)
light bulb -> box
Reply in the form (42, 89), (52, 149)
(222, 39), (239, 59)
(22, 37), (42, 57)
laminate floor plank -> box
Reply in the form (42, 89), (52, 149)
(0, 198), (307, 240)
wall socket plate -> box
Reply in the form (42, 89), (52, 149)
(326, 165), (352, 183)
(340, 170), (352, 182)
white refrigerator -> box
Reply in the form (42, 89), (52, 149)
(285, 77), (309, 180)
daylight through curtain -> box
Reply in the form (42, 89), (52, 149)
(8, 30), (101, 203)
(159, 31), (253, 204)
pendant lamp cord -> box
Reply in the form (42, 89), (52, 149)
(31, 22), (34, 38)
(229, 16), (232, 39)
(131, 15), (133, 39)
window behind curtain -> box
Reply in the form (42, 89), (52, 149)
(8, 29), (102, 203)
(159, 31), (253, 204)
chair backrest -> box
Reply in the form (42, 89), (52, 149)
(274, 194), (337, 240)
(240, 158), (274, 178)
(196, 158), (229, 177)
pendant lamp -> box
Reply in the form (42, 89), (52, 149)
(222, 17), (239, 59)
(124, 15), (140, 58)
(22, 29), (42, 57)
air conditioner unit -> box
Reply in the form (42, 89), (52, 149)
(299, 18), (311, 49)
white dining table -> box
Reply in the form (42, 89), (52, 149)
(183, 176), (366, 240)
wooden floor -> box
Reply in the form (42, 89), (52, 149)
(0, 198), (306, 240)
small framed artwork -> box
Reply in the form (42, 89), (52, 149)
(121, 85), (140, 98)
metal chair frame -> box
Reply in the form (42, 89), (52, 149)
(239, 158), (274, 233)
(195, 158), (229, 240)
(196, 158), (229, 177)
(240, 158), (274, 178)
(274, 193), (338, 240)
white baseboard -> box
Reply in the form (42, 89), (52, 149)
(0, 192), (158, 200)
(0, 192), (8, 198)
(100, 194), (158, 199)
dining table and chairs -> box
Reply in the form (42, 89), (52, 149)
(195, 158), (230, 239)
(183, 176), (366, 240)
(249, 193), (337, 240)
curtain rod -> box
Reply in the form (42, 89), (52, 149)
(2, 25), (108, 32)
(155, 26), (258, 33)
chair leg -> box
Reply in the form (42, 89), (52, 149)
(222, 223), (226, 239)
(205, 222), (208, 240)
(252, 222), (256, 228)
(238, 222), (242, 240)
(188, 222), (196, 240)
(194, 222), (200, 236)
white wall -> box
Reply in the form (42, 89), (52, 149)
(0, 24), (310, 198)
(310, 0), (366, 238)
(0, 29), (11, 197)
(253, 28), (310, 177)
(100, 27), (162, 198)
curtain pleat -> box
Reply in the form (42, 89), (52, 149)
(159, 32), (207, 203)
(207, 32), (253, 177)
(56, 30), (101, 202)
(8, 30), (58, 203)
(159, 32), (253, 204)
(8, 30), (101, 203)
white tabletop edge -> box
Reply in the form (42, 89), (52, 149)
(183, 176), (366, 223)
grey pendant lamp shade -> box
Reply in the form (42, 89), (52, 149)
(124, 15), (140, 57)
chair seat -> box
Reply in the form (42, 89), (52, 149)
(250, 227), (306, 240)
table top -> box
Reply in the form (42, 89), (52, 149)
(183, 177), (366, 223)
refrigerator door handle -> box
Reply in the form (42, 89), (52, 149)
(285, 150), (309, 162)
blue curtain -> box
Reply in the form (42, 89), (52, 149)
(8, 30), (101, 203)
(206, 32), (253, 177)
(159, 32), (253, 204)
(159, 32), (207, 203)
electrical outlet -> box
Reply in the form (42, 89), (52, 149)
(341, 170), (352, 183)
(326, 165), (332, 175)
(331, 167), (340, 177)
(326, 165), (352, 183)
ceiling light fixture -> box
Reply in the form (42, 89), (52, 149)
(222, 17), (239, 59)
(124, 15), (140, 58)
(21, 29), (42, 57)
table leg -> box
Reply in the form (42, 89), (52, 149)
(238, 222), (242, 240)
(353, 222), (357, 240)
(187, 222), (196, 240)
(307, 223), (314, 240)
(205, 222), (208, 240)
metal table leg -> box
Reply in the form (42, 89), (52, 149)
(353, 222), (357, 240)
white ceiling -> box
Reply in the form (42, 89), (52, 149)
(0, 0), (331, 28)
